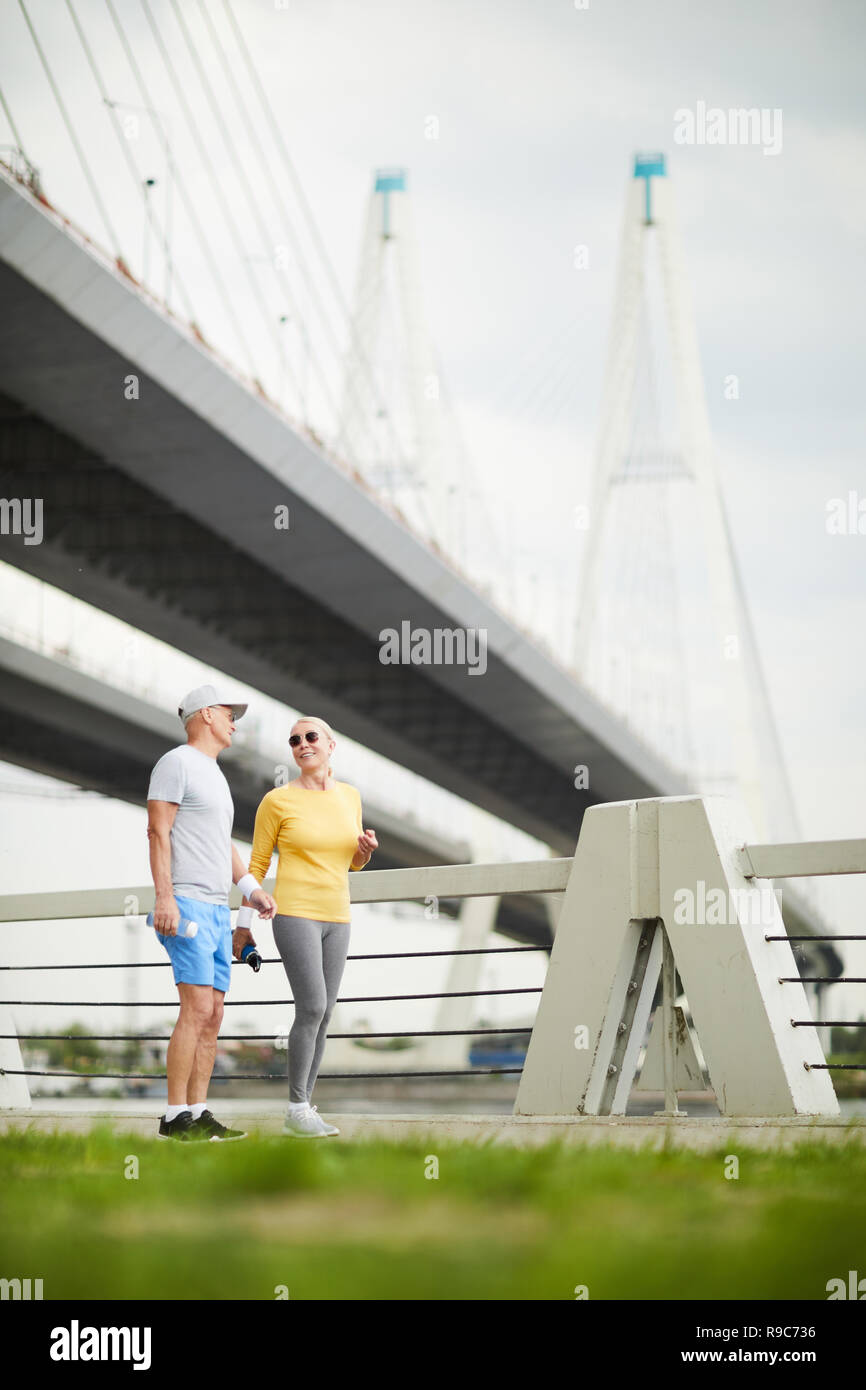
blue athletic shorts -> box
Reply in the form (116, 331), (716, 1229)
(157, 893), (232, 993)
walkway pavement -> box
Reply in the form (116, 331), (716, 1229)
(2, 1108), (864, 1149)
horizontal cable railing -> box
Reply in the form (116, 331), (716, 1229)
(0, 946), (544, 971)
(0, 860), (563, 1087)
(1, 988), (542, 1007)
(3, 835), (866, 1098)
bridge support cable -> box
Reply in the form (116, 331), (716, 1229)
(101, 0), (259, 379)
(62, 0), (196, 327)
(136, 0), (291, 392)
(16, 0), (124, 265)
(219, 0), (405, 470)
(193, 0), (379, 455)
(166, 0), (316, 418)
(0, 80), (28, 161)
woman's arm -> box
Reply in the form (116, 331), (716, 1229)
(351, 793), (378, 868)
(351, 832), (378, 868)
(247, 794), (280, 887)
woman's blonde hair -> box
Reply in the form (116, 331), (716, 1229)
(292, 715), (336, 776)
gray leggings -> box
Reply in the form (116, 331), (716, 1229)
(273, 914), (351, 1103)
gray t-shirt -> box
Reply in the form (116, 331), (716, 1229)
(147, 744), (234, 904)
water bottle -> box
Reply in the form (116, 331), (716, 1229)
(241, 943), (262, 972)
(147, 911), (198, 939)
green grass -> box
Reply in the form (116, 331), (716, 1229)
(1, 1126), (865, 1300)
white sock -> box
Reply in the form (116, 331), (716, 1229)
(287, 1100), (308, 1112)
(165, 1104), (191, 1122)
(189, 1102), (208, 1120)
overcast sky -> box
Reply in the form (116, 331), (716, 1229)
(1, 0), (864, 1042)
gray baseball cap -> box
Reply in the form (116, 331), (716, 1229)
(178, 684), (248, 725)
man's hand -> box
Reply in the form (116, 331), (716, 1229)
(232, 926), (254, 961)
(153, 894), (180, 937)
(249, 888), (277, 919)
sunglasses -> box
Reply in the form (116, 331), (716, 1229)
(289, 731), (321, 747)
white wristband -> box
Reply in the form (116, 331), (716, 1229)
(237, 873), (261, 901)
(236, 904), (256, 931)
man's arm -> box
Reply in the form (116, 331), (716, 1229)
(231, 844), (277, 916)
(147, 800), (180, 936)
(231, 842), (249, 889)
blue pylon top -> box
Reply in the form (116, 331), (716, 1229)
(374, 168), (407, 193)
(633, 152), (666, 225)
(374, 168), (407, 239)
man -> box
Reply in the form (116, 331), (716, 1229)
(147, 684), (277, 1141)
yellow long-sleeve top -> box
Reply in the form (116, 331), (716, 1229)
(248, 780), (364, 923)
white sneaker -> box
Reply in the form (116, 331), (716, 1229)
(309, 1104), (339, 1136)
(282, 1103), (329, 1138)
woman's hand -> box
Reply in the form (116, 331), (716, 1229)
(249, 888), (278, 920)
(353, 828), (378, 867)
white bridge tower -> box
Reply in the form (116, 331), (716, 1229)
(574, 153), (800, 846)
(337, 167), (456, 556)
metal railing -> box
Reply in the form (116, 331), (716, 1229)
(0, 860), (562, 1096)
(2, 814), (866, 1114)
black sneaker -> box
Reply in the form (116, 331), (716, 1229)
(191, 1109), (247, 1142)
(158, 1111), (206, 1142)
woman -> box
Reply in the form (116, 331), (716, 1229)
(237, 716), (377, 1137)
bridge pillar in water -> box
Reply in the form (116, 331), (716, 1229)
(515, 796), (839, 1118)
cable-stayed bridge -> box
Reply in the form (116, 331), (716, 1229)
(0, 3), (843, 1001)
(0, 161), (839, 982)
(0, 157), (680, 842)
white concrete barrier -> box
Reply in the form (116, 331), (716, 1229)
(515, 797), (840, 1118)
